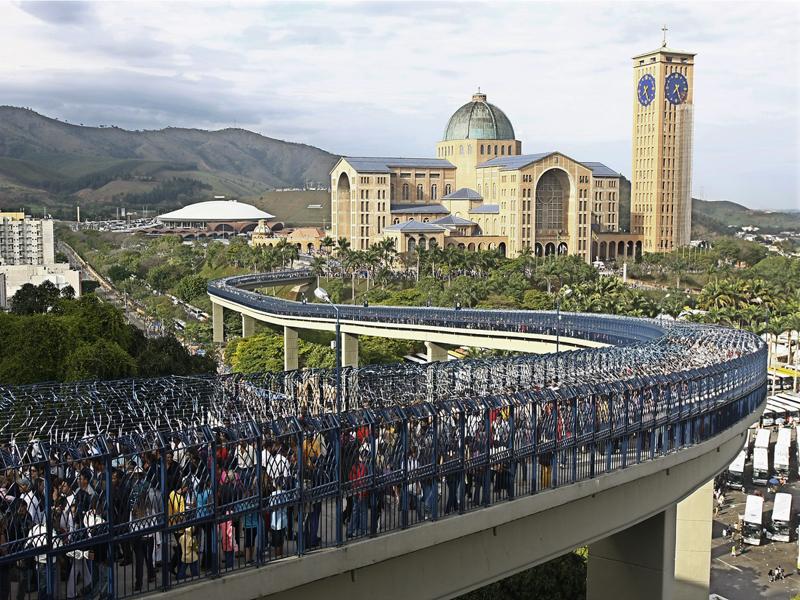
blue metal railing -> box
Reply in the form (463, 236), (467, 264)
(0, 271), (767, 599)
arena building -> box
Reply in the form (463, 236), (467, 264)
(330, 43), (694, 262)
(157, 200), (274, 237)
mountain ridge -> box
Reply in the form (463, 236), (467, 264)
(0, 106), (339, 217)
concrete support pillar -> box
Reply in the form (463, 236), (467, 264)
(241, 314), (255, 338)
(341, 332), (358, 368)
(674, 480), (713, 600)
(588, 507), (676, 600)
(284, 326), (299, 372)
(425, 341), (449, 363)
(212, 302), (224, 343)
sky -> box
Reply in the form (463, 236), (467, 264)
(0, 1), (798, 210)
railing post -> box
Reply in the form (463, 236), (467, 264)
(105, 450), (116, 600)
(401, 415), (409, 529)
(571, 396), (578, 483)
(43, 454), (55, 600)
(209, 436), (219, 577)
(433, 409), (441, 518)
(255, 428), (264, 565)
(296, 429), (305, 555)
(335, 422), (343, 546)
(458, 407), (467, 512)
(160, 447), (170, 589)
(590, 393), (596, 479)
(622, 388), (629, 469)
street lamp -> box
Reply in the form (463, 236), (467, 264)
(315, 286), (342, 412)
(556, 285), (572, 355)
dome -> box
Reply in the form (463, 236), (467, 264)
(158, 200), (274, 222)
(442, 92), (515, 141)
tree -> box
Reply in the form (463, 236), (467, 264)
(229, 333), (284, 373)
(107, 264), (134, 283)
(175, 274), (208, 303)
(64, 339), (138, 381)
(458, 551), (586, 600)
(10, 281), (62, 314)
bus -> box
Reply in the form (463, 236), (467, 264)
(767, 492), (793, 543)
(774, 427), (792, 479)
(726, 450), (747, 490)
(752, 447), (770, 486)
(742, 494), (764, 546)
(754, 428), (771, 451)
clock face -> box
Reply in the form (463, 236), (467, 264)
(637, 74), (656, 107)
(665, 72), (689, 105)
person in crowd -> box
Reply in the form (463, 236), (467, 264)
(177, 526), (199, 580)
(269, 483), (287, 558)
(219, 511), (237, 569)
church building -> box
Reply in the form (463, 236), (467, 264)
(330, 43), (694, 263)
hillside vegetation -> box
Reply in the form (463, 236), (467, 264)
(692, 198), (800, 237)
(0, 106), (338, 218)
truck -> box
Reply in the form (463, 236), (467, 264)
(767, 492), (792, 543)
(726, 450), (747, 490)
(742, 494), (764, 545)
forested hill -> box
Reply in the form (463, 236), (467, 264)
(0, 106), (339, 217)
(692, 198), (800, 237)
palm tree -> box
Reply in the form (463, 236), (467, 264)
(309, 255), (327, 289)
(320, 236), (335, 256)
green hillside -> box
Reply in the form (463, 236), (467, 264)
(692, 198), (800, 237)
(0, 106), (339, 218)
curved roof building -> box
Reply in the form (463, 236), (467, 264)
(158, 200), (274, 234)
(442, 92), (515, 141)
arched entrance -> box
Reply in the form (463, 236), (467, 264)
(534, 243), (543, 257)
(545, 242), (556, 256)
(498, 242), (506, 256)
(407, 237), (416, 253)
(557, 242), (568, 255)
(635, 241), (642, 258)
(599, 241), (607, 260)
(337, 172), (352, 239)
(535, 169), (570, 234)
(618, 241), (625, 257)
(468, 243), (475, 251)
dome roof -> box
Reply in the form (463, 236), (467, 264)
(443, 92), (515, 141)
(158, 200), (274, 222)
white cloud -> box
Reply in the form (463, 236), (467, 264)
(0, 0), (797, 209)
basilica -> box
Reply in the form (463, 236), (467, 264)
(330, 45), (695, 262)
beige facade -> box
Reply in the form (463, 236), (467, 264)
(631, 46), (695, 252)
(0, 212), (55, 266)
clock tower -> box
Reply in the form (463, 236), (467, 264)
(631, 32), (695, 252)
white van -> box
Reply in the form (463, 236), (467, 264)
(752, 447), (770, 486)
(727, 450), (747, 490)
(742, 494), (764, 545)
(767, 492), (792, 543)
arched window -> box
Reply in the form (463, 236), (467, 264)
(477, 184), (481, 195)
(416, 184), (424, 200)
(508, 144), (512, 154)
(393, 218), (400, 224)
(459, 145), (464, 155)
(402, 183), (409, 200)
(431, 184), (437, 200)
(467, 146), (471, 155)
(480, 144), (484, 154)
(492, 183), (496, 198)
(494, 145), (498, 154)
(445, 184), (452, 195)
(501, 145), (505, 155)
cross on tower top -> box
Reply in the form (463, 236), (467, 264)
(661, 24), (668, 47)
